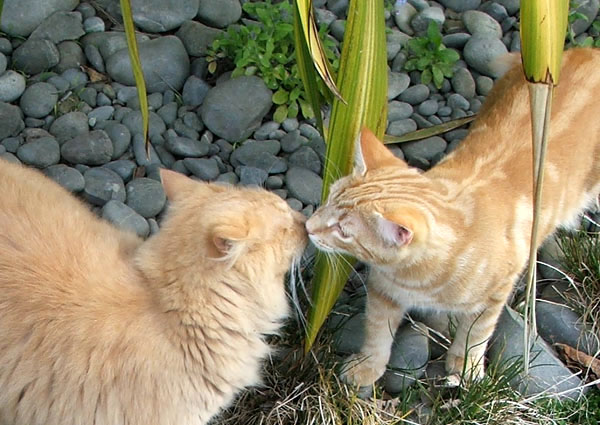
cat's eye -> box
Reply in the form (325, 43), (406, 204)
(332, 223), (351, 241)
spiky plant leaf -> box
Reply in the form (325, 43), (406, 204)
(304, 0), (388, 352)
(119, 0), (149, 153)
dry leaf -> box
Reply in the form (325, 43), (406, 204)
(555, 343), (600, 378)
(80, 65), (109, 83)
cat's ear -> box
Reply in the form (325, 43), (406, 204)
(376, 213), (414, 246)
(160, 169), (197, 201)
(211, 223), (250, 262)
(354, 127), (406, 175)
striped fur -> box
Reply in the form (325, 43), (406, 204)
(0, 164), (307, 425)
(306, 48), (600, 386)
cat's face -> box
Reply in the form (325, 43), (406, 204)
(306, 128), (429, 266)
(158, 169), (308, 279)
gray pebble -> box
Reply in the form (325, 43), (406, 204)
(265, 175), (283, 190)
(437, 0), (481, 12)
(157, 102), (178, 126)
(388, 118), (417, 137)
(230, 139), (280, 166)
(0, 38), (12, 55)
(132, 135), (162, 167)
(2, 137), (22, 153)
(476, 75), (494, 96)
(148, 93), (163, 111)
(183, 157), (220, 181)
(479, 2), (509, 22)
(121, 110), (167, 140)
(402, 136), (447, 161)
(299, 123), (321, 140)
(447, 93), (470, 110)
(125, 177), (166, 218)
(103, 159), (137, 182)
(16, 136), (60, 168)
(182, 112), (203, 132)
(384, 323), (430, 394)
(239, 166), (268, 186)
(254, 121), (280, 141)
(216, 171), (239, 185)
(88, 105), (115, 124)
(289, 146), (321, 174)
(102, 200), (149, 238)
(102, 121), (131, 159)
(462, 10), (503, 39)
(394, 1), (417, 35)
(12, 39), (60, 74)
(411, 6), (445, 33)
(280, 130), (306, 153)
(0, 70), (26, 103)
(175, 20), (224, 57)
(463, 36), (509, 78)
(61, 68), (89, 90)
(20, 82), (58, 119)
(83, 167), (126, 206)
(451, 67), (476, 99)
(182, 75), (210, 107)
(165, 136), (209, 157)
(0, 152), (21, 164)
(388, 71), (411, 100)
(61, 130), (113, 165)
(412, 113), (433, 128)
(44, 164), (85, 192)
(286, 198), (303, 211)
(84, 16), (105, 33)
(388, 101), (414, 121)
(417, 99), (439, 116)
(281, 118), (299, 132)
(442, 32), (471, 49)
(399, 84), (430, 105)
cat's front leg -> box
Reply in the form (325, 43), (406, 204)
(343, 289), (406, 387)
(445, 303), (504, 380)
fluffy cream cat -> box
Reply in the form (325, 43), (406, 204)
(0, 161), (307, 425)
(306, 48), (600, 387)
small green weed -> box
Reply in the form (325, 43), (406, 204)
(207, 0), (339, 123)
(568, 0), (600, 47)
(403, 21), (460, 89)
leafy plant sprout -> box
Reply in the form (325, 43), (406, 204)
(403, 20), (460, 89)
(207, 0), (340, 123)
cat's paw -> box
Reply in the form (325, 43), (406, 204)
(341, 354), (386, 388)
(445, 352), (485, 381)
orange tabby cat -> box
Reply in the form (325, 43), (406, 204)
(306, 48), (600, 386)
(0, 161), (307, 425)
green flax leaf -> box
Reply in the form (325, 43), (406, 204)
(119, 0), (149, 154)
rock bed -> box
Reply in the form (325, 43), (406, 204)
(0, 0), (598, 400)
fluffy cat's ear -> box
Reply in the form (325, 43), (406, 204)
(211, 223), (250, 263)
(160, 169), (197, 201)
(354, 127), (406, 175)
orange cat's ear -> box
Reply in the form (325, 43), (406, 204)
(354, 127), (406, 175)
(160, 169), (197, 201)
(211, 223), (250, 262)
(376, 212), (414, 247)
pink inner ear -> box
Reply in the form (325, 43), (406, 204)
(377, 216), (413, 246)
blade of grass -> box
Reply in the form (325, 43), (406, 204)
(305, 0), (388, 352)
(119, 0), (149, 154)
(519, 0), (567, 375)
(383, 115), (476, 144)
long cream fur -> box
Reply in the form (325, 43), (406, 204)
(0, 162), (307, 425)
(306, 48), (600, 386)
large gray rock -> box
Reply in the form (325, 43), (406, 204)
(463, 36), (509, 78)
(536, 300), (599, 357)
(197, 0), (242, 28)
(0, 70), (26, 103)
(102, 200), (149, 238)
(12, 39), (60, 74)
(0, 102), (25, 140)
(488, 306), (585, 400)
(201, 76), (273, 142)
(29, 11), (85, 43)
(285, 167), (322, 206)
(0, 0), (79, 37)
(384, 323), (430, 394)
(106, 36), (190, 93)
(176, 20), (224, 57)
(16, 137), (60, 168)
(61, 130), (114, 165)
(19, 83), (59, 119)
